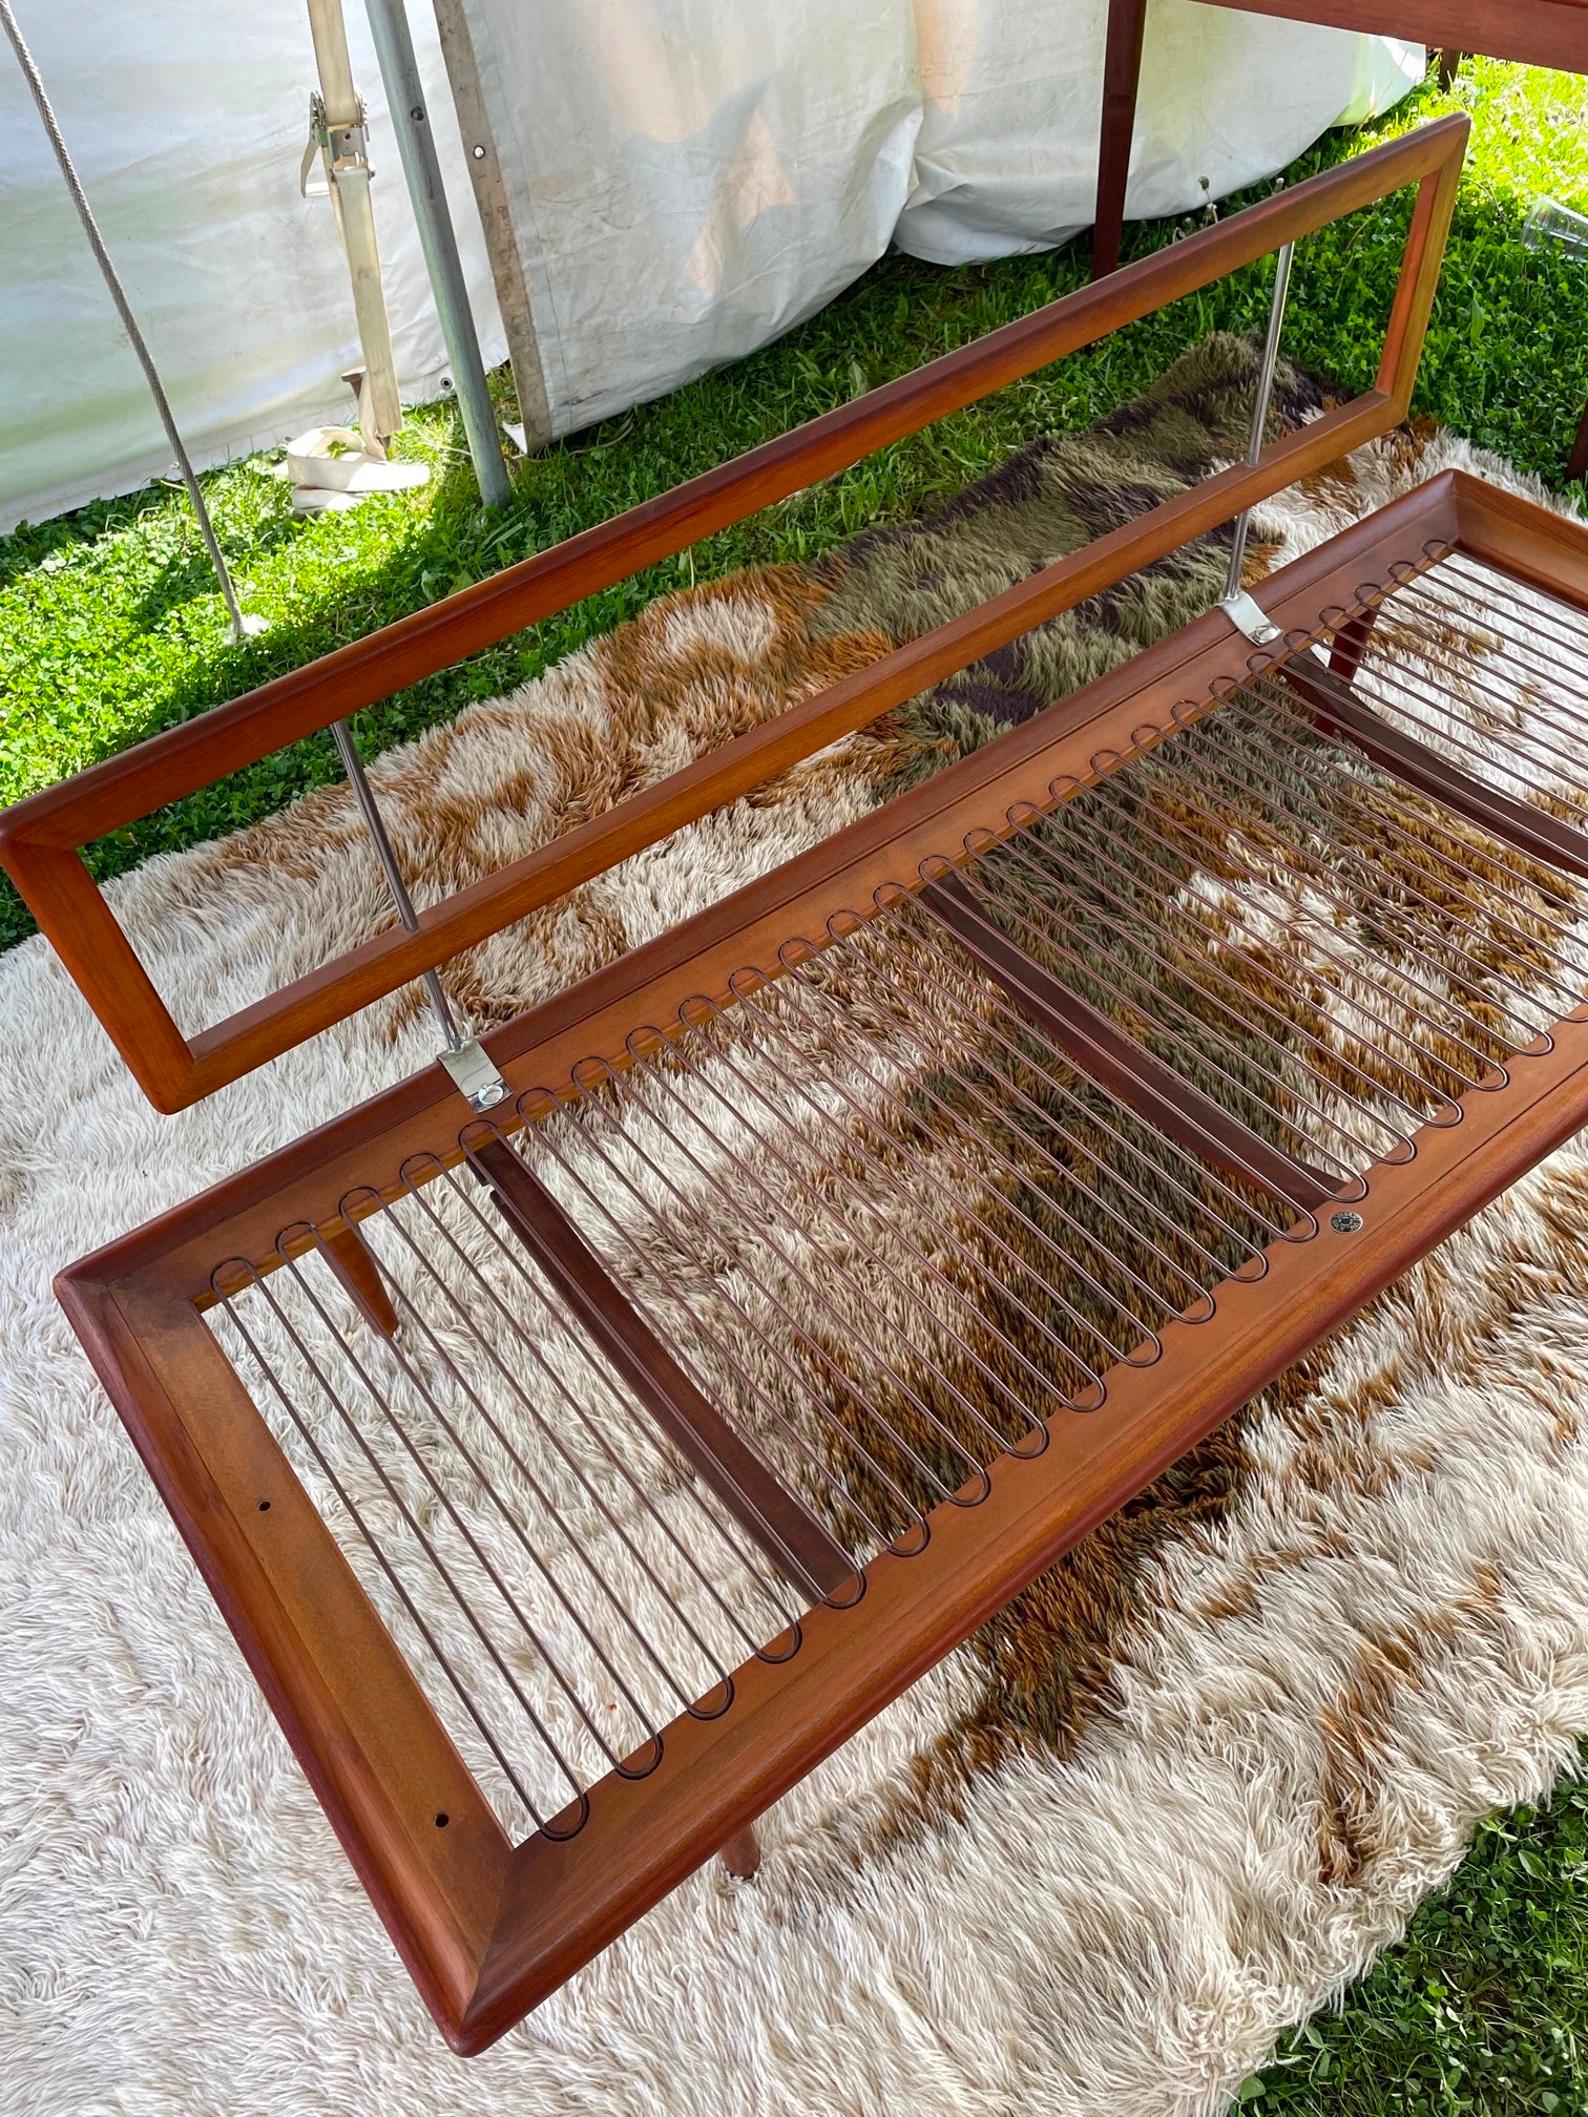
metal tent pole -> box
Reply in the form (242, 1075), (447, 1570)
(1, 0), (260, 643)
(361, 0), (511, 506)
(1221, 238), (1296, 605)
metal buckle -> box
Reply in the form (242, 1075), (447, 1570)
(1218, 587), (1283, 647)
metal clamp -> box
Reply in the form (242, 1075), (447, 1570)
(302, 92), (371, 198)
(439, 1039), (511, 1112)
(1218, 587), (1283, 647)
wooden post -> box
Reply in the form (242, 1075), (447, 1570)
(303, 0), (404, 445)
(430, 0), (554, 452)
(1093, 0), (1149, 279)
(1569, 395), (1588, 485)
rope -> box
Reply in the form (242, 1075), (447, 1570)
(1, 0), (254, 640)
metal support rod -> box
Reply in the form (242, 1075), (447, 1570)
(330, 718), (462, 1048)
(1, 0), (257, 644)
(1222, 238), (1296, 602)
(361, 0), (511, 507)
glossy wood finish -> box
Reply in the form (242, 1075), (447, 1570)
(466, 1131), (859, 1604)
(53, 471), (1588, 2052)
(322, 1221), (400, 1339)
(717, 1823), (761, 1881)
(61, 1266), (511, 2037)
(0, 121), (1467, 1113)
(1279, 653), (1588, 878)
(470, 1009), (1588, 2050)
(1093, 0), (1149, 279)
(1200, 0), (1588, 70)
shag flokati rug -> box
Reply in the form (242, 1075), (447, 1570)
(6, 336), (1588, 2117)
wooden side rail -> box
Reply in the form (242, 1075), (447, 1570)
(0, 118), (1467, 1113)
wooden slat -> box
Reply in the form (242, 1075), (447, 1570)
(917, 870), (1339, 1209)
(466, 1134), (860, 1604)
(1279, 654), (1588, 880)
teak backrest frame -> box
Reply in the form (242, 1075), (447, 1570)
(0, 117), (1466, 1112)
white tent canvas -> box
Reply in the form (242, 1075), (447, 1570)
(452, 0), (1419, 434)
(0, 0), (1420, 532)
(0, 0), (504, 531)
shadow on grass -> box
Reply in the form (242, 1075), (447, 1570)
(124, 502), (314, 635)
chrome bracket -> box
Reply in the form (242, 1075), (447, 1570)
(1218, 587), (1283, 647)
(326, 118), (370, 173)
(439, 1038), (511, 1112)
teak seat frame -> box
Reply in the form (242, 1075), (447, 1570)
(24, 117), (1588, 2057)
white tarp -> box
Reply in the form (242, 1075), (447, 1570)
(899, 1), (1421, 263)
(463, 0), (1421, 432)
(0, 0), (505, 531)
(0, 0), (1420, 532)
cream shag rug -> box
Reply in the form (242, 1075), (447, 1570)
(4, 344), (1588, 2115)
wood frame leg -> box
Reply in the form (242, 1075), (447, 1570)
(719, 1823), (761, 1880)
(1435, 49), (1465, 90)
(322, 1222), (400, 1339)
(1569, 395), (1588, 486)
(1093, 0), (1149, 280)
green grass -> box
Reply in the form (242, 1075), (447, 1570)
(1240, 1751), (1588, 2114)
(4, 57), (1588, 2111)
(2, 58), (1585, 952)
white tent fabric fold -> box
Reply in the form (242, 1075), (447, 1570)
(897, 0), (1422, 264)
(0, 0), (1419, 533)
(463, 0), (1418, 434)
